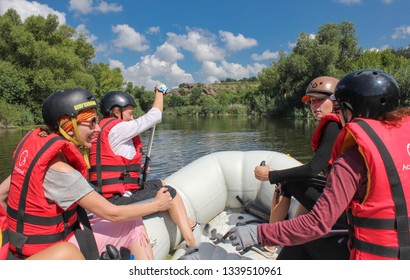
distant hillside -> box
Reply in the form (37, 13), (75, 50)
(169, 81), (260, 96)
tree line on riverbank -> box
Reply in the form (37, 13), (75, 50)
(1, 9), (409, 128)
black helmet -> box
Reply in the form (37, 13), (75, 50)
(334, 70), (400, 119)
(42, 88), (98, 132)
(100, 91), (136, 117)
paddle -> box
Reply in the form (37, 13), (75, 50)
(141, 83), (168, 182)
(142, 125), (155, 183)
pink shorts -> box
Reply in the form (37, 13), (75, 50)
(69, 216), (150, 258)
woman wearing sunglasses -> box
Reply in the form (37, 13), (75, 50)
(232, 70), (410, 260)
(253, 76), (349, 260)
(4, 88), (172, 259)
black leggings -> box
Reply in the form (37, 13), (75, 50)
(107, 179), (177, 205)
(278, 176), (349, 260)
(281, 176), (347, 228)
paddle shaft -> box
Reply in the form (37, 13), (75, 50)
(142, 126), (156, 182)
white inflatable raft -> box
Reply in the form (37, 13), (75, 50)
(143, 150), (302, 260)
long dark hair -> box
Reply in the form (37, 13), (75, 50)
(380, 107), (410, 126)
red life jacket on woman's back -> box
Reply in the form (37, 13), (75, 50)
(332, 117), (410, 259)
(89, 118), (143, 199)
(311, 113), (341, 151)
(310, 113), (342, 174)
(7, 128), (88, 259)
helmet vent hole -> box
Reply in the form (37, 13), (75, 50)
(380, 98), (386, 105)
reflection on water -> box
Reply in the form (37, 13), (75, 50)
(0, 116), (317, 181)
(144, 116), (316, 180)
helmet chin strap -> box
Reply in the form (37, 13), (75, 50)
(338, 102), (353, 124)
(58, 118), (90, 168)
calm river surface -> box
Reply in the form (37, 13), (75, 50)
(0, 116), (317, 182)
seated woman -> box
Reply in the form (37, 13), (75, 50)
(254, 76), (349, 259)
(4, 88), (172, 260)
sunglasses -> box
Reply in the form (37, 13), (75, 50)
(78, 117), (98, 129)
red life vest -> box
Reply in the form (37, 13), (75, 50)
(333, 117), (410, 259)
(89, 118), (143, 199)
(310, 113), (341, 173)
(311, 113), (341, 151)
(0, 205), (9, 260)
(6, 128), (88, 259)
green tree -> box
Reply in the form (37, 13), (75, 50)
(252, 21), (387, 118)
(0, 9), (98, 124)
(88, 62), (124, 99)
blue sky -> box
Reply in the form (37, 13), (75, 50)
(1, 0), (409, 89)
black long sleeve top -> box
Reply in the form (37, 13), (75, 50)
(268, 121), (342, 184)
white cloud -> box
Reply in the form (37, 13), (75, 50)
(219, 31), (258, 51)
(69, 0), (122, 15)
(69, 0), (93, 14)
(167, 29), (225, 62)
(75, 24), (97, 43)
(200, 61), (227, 83)
(392, 25), (410, 39)
(200, 60), (266, 83)
(251, 50), (279, 61)
(335, 0), (362, 4)
(368, 48), (381, 52)
(112, 24), (149, 52)
(96, 1), (122, 13)
(94, 43), (108, 53)
(367, 44), (389, 52)
(108, 27), (267, 88)
(336, 0), (393, 5)
(0, 0), (66, 25)
(155, 43), (184, 63)
(246, 63), (266, 76)
(147, 26), (160, 34)
(109, 55), (194, 90)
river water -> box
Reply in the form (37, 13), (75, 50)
(0, 116), (317, 182)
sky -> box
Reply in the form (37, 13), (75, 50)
(0, 0), (409, 90)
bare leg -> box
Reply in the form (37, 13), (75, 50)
(293, 204), (308, 217)
(270, 193), (290, 223)
(129, 228), (154, 260)
(168, 193), (197, 247)
(27, 242), (85, 260)
(265, 192), (291, 252)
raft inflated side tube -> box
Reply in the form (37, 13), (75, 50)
(143, 150), (302, 259)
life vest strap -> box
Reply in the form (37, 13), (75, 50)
(89, 164), (141, 173)
(75, 207), (99, 260)
(7, 206), (77, 226)
(8, 222), (77, 246)
(90, 177), (141, 193)
(350, 214), (410, 230)
(1, 228), (9, 246)
(352, 237), (400, 259)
